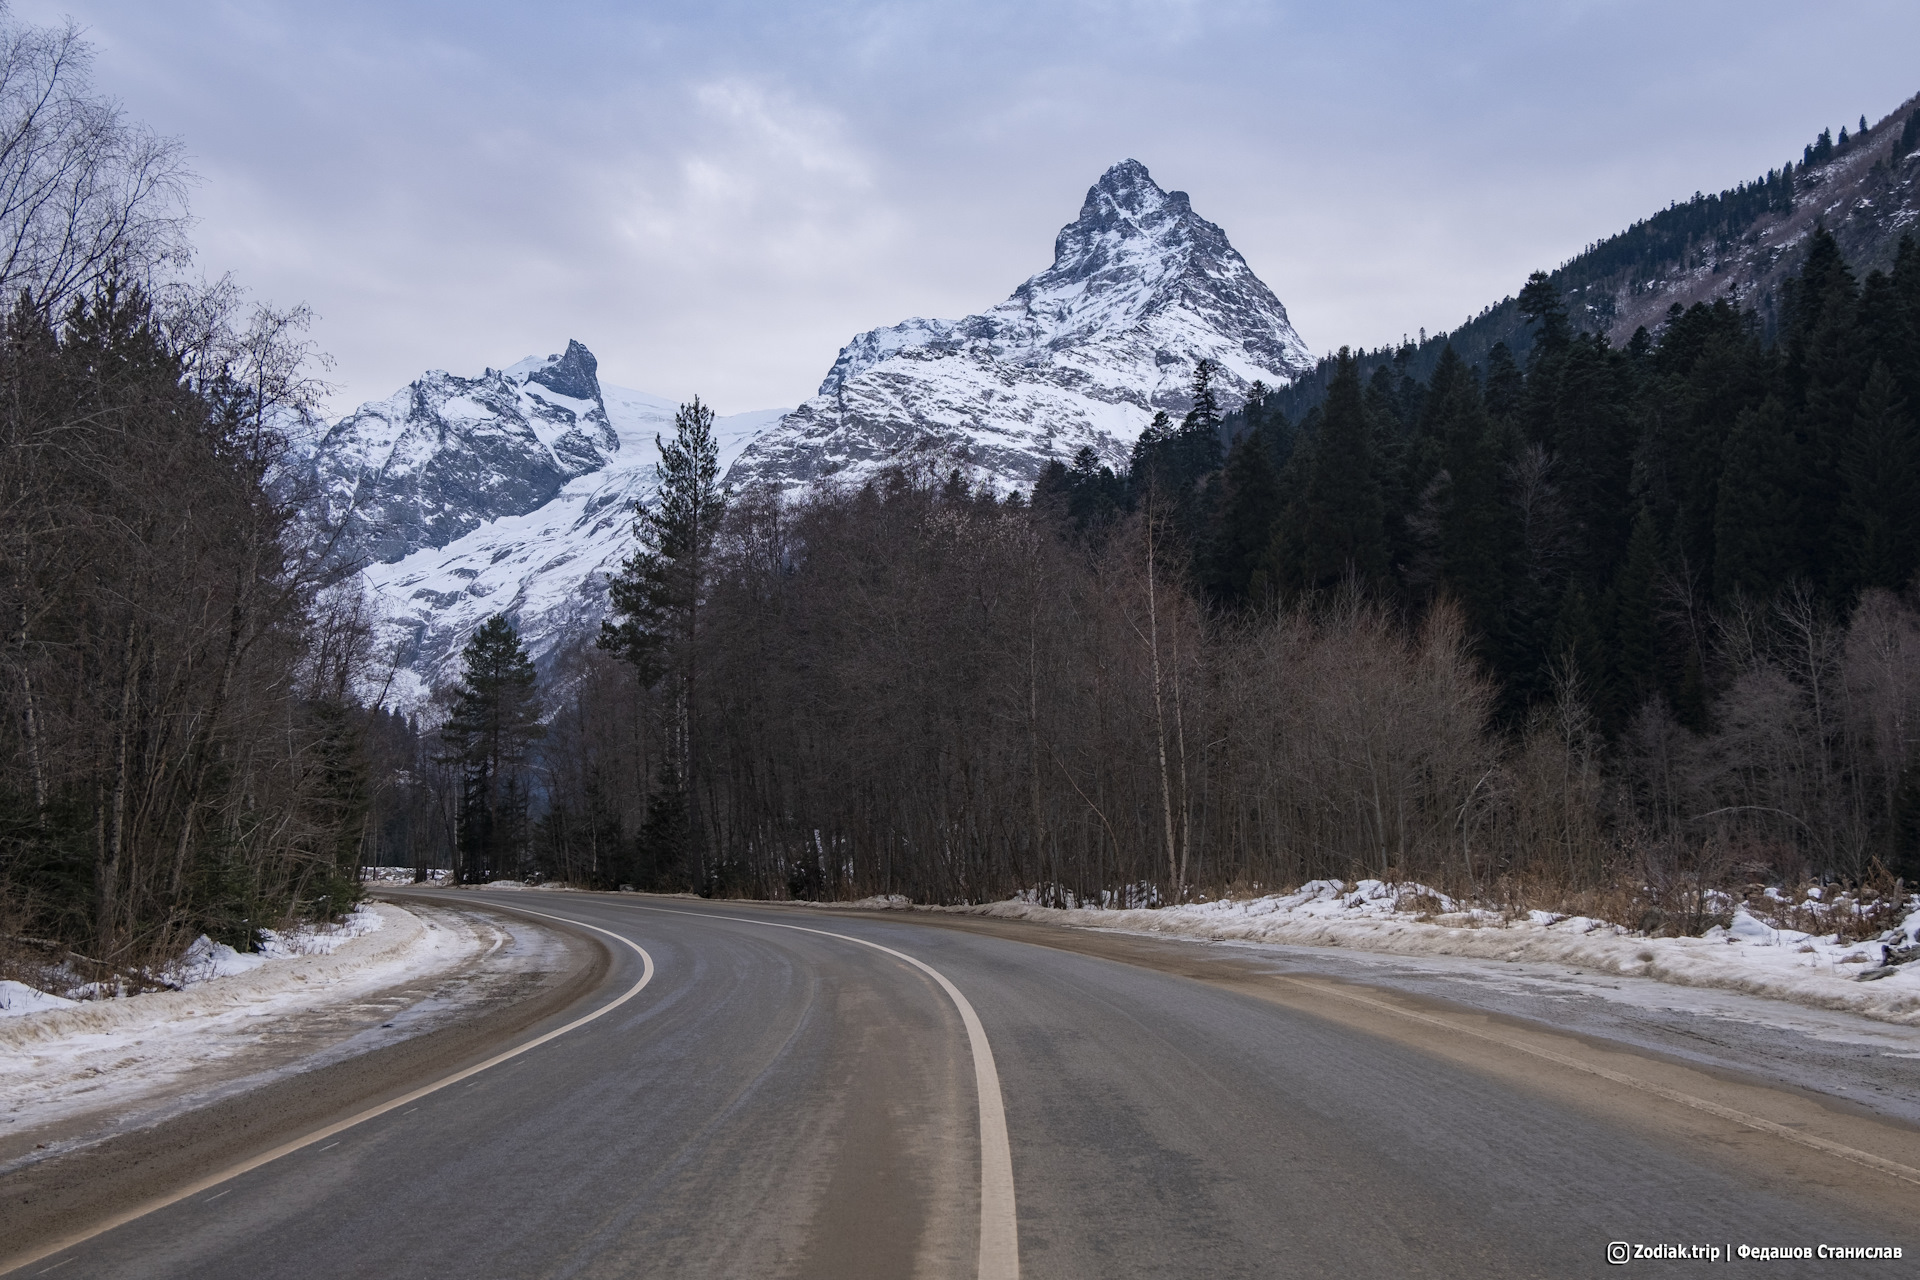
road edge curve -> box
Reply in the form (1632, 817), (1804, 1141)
(642, 906), (1020, 1280)
(0, 907), (655, 1278)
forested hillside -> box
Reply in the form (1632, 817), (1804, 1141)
(475, 223), (1920, 924)
(1273, 96), (1920, 422)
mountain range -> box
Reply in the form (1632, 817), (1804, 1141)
(301, 159), (1309, 701)
(305, 98), (1920, 705)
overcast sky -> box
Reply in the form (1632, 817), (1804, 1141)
(18, 0), (1920, 416)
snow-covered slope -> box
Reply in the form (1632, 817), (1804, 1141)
(296, 338), (784, 702)
(730, 158), (1313, 493)
(305, 341), (622, 565)
(363, 393), (780, 704)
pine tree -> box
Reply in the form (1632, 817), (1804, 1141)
(1517, 271), (1571, 363)
(441, 615), (542, 883)
(1184, 357), (1221, 436)
(600, 396), (727, 683)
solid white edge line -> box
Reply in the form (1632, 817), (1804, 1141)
(636, 904), (1021, 1280)
(0, 905), (655, 1278)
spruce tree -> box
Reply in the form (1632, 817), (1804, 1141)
(1836, 361), (1919, 593)
(1713, 397), (1799, 602)
(1206, 430), (1282, 607)
(1432, 349), (1512, 669)
(600, 396), (727, 682)
(1549, 334), (1636, 588)
(441, 615), (542, 883)
(600, 396), (727, 883)
(1293, 349), (1387, 592)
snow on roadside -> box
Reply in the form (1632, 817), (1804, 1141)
(923, 880), (1920, 1026)
(0, 901), (494, 1136)
(362, 865), (452, 885)
(0, 982), (75, 1017)
(1, 906), (390, 1013)
(162, 906), (386, 988)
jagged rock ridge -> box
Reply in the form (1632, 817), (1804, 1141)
(730, 158), (1312, 493)
(305, 339), (618, 565)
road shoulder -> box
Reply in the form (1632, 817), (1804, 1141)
(0, 895), (610, 1265)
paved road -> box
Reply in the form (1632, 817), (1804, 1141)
(8, 893), (1915, 1278)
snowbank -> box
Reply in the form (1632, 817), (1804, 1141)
(362, 865), (451, 885)
(0, 982), (75, 1017)
(0, 901), (507, 1140)
(929, 880), (1920, 1025)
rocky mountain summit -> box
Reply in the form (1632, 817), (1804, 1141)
(297, 341), (781, 702)
(731, 158), (1313, 493)
(300, 160), (1311, 701)
(304, 340), (619, 565)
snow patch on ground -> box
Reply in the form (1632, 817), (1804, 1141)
(0, 902), (491, 1134)
(164, 907), (386, 987)
(0, 982), (75, 1017)
(925, 879), (1920, 1025)
(362, 865), (453, 885)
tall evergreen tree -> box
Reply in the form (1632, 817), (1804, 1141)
(1549, 334), (1636, 587)
(1431, 349), (1512, 669)
(1287, 349), (1387, 592)
(1206, 429), (1283, 607)
(1836, 361), (1919, 594)
(1610, 509), (1662, 720)
(1784, 228), (1863, 588)
(1713, 396), (1799, 602)
(441, 615), (542, 883)
(1184, 357), (1221, 436)
(600, 396), (727, 884)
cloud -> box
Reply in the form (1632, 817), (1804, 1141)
(17, 0), (1920, 417)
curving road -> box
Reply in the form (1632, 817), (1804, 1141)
(5, 892), (1916, 1278)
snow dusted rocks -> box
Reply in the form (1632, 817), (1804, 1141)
(296, 339), (785, 699)
(300, 160), (1310, 699)
(356, 390), (782, 703)
(303, 341), (623, 566)
(731, 158), (1314, 494)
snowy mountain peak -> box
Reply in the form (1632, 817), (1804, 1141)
(731, 159), (1312, 494)
(1054, 158), (1190, 267)
(303, 341), (619, 566)
(522, 339), (602, 403)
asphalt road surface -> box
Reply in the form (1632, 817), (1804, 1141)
(5, 892), (1915, 1278)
